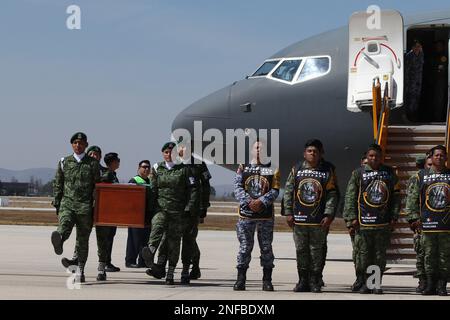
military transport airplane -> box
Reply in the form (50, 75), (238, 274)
(172, 9), (450, 193)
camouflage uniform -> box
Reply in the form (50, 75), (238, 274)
(95, 169), (119, 268)
(406, 175), (425, 280)
(430, 52), (448, 121)
(52, 154), (100, 269)
(343, 164), (400, 292)
(143, 161), (199, 283)
(405, 168), (450, 294)
(404, 49), (424, 119)
(155, 160), (211, 282)
(233, 163), (280, 291)
(284, 160), (338, 292)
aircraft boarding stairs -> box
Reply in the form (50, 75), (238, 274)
(384, 126), (446, 263)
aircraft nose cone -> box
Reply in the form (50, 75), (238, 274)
(171, 84), (232, 134)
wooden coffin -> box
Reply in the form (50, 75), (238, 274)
(94, 183), (146, 227)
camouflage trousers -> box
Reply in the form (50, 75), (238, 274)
(236, 218), (274, 270)
(96, 226), (117, 264)
(413, 232), (425, 278)
(293, 225), (327, 276)
(422, 232), (450, 279)
(148, 210), (182, 267)
(157, 213), (201, 267)
(57, 199), (93, 263)
(354, 228), (391, 276)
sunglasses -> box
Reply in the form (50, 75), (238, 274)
(140, 166), (150, 169)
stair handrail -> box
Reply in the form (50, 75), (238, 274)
(376, 82), (390, 160)
(372, 77), (382, 140)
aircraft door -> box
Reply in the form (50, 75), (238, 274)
(347, 10), (404, 112)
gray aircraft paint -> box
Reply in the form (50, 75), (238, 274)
(172, 10), (450, 209)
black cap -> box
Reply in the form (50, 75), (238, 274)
(104, 152), (120, 165)
(161, 142), (176, 152)
(70, 132), (87, 144)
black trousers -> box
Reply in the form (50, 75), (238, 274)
(125, 226), (151, 265)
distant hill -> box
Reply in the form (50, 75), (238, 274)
(0, 168), (55, 184)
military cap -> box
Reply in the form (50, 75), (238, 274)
(415, 155), (426, 166)
(104, 152), (120, 165)
(70, 132), (87, 144)
(161, 141), (176, 152)
(86, 145), (102, 155)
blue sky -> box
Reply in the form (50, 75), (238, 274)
(0, 0), (448, 184)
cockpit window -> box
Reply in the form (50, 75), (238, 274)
(297, 57), (330, 82)
(271, 59), (302, 82)
(252, 60), (280, 77)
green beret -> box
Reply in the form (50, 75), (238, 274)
(70, 132), (87, 144)
(415, 155), (426, 165)
(86, 145), (102, 155)
(161, 142), (176, 152)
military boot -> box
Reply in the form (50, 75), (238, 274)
(75, 262), (85, 283)
(165, 266), (175, 285)
(190, 264), (201, 280)
(437, 279), (448, 296)
(293, 271), (310, 292)
(422, 276), (436, 295)
(180, 264), (190, 285)
(359, 276), (371, 294)
(51, 231), (63, 255)
(96, 262), (107, 281)
(416, 276), (427, 294)
(262, 268), (274, 291)
(309, 274), (322, 293)
(61, 257), (78, 269)
(141, 246), (156, 268)
(351, 274), (364, 292)
(233, 268), (246, 291)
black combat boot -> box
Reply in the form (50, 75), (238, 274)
(359, 276), (371, 294)
(141, 246), (156, 268)
(351, 274), (364, 292)
(180, 264), (190, 285)
(96, 262), (107, 281)
(76, 262), (86, 283)
(51, 231), (63, 255)
(190, 264), (201, 280)
(105, 263), (120, 272)
(293, 270), (310, 292)
(416, 276), (427, 294)
(309, 274), (322, 293)
(233, 268), (246, 291)
(262, 268), (274, 291)
(165, 266), (175, 285)
(437, 278), (448, 296)
(422, 276), (436, 295)
(61, 257), (78, 269)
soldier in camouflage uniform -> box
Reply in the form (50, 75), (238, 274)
(150, 142), (211, 284)
(51, 132), (100, 283)
(233, 140), (280, 291)
(141, 142), (199, 285)
(430, 41), (448, 122)
(405, 40), (424, 121)
(343, 144), (400, 294)
(408, 154), (432, 293)
(284, 139), (338, 293)
(95, 152), (121, 281)
(405, 145), (450, 296)
(61, 145), (106, 269)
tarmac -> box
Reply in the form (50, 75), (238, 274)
(0, 225), (448, 300)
